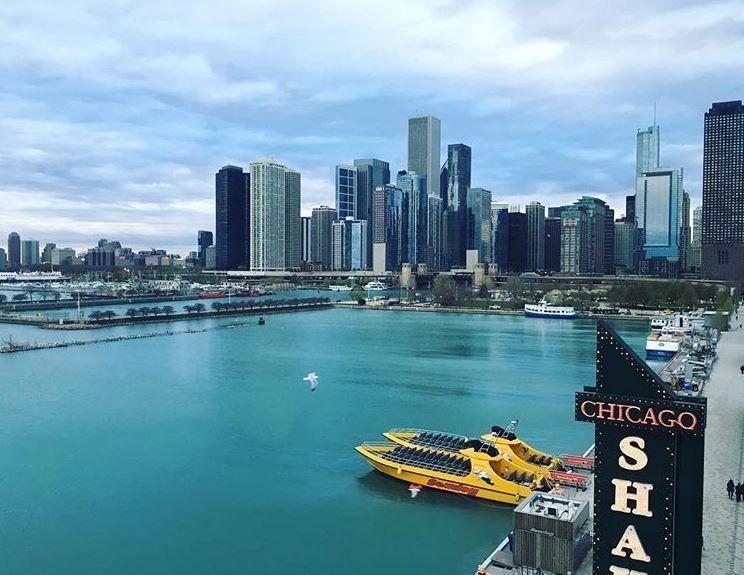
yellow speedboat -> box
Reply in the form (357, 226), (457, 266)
(355, 441), (553, 504)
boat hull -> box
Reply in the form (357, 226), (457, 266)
(646, 349), (677, 360)
(524, 310), (577, 319)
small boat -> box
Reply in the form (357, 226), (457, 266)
(257, 317), (265, 325)
(646, 329), (684, 360)
(198, 291), (226, 299)
(364, 281), (387, 291)
(524, 300), (576, 319)
(234, 289), (261, 298)
(329, 285), (353, 292)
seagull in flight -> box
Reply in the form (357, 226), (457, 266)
(303, 372), (319, 392)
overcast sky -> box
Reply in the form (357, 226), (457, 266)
(1, 0), (743, 255)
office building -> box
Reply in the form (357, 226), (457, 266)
(311, 206), (336, 270)
(335, 164), (358, 220)
(680, 190), (690, 272)
(86, 247), (115, 267)
(491, 203), (509, 273)
(604, 207), (615, 275)
(197, 230), (213, 267)
(636, 168), (683, 275)
(249, 160), (301, 271)
(7, 232), (20, 267)
(205, 246), (216, 270)
(372, 184), (408, 273)
(21, 240), (40, 266)
(354, 158), (390, 263)
(51, 248), (76, 266)
(215, 165), (250, 270)
(426, 195), (443, 270)
(396, 170), (427, 266)
(525, 201), (545, 271)
(507, 211), (527, 273)
(301, 217), (311, 264)
(40, 243), (56, 264)
(0, 248), (6, 270)
(625, 195), (636, 224)
(285, 169), (301, 270)
(408, 115), (441, 200)
(614, 221), (637, 274)
(702, 100), (744, 285)
(332, 217), (368, 271)
(636, 124), (660, 176)
(544, 217), (561, 272)
(466, 187), (492, 265)
(560, 206), (584, 274)
(560, 197), (608, 274)
(689, 205), (702, 273)
(445, 143), (472, 268)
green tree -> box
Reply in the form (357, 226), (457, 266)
(163, 305), (174, 316)
(505, 276), (524, 302)
(194, 303), (206, 314)
(125, 308), (137, 318)
(12, 293), (28, 302)
(433, 275), (457, 306)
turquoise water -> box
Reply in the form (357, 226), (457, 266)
(0, 309), (648, 575)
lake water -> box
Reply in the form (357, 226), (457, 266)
(0, 308), (649, 574)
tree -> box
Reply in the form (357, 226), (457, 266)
(88, 310), (103, 321)
(433, 275), (457, 306)
(505, 276), (525, 302)
(194, 303), (205, 314)
(183, 305), (195, 314)
(12, 293), (28, 302)
(163, 305), (174, 316)
(103, 310), (117, 320)
(126, 308), (137, 318)
(477, 282), (490, 299)
(150, 306), (163, 316)
(0, 294), (7, 304)
(138, 307), (150, 317)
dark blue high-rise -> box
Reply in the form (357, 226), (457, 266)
(446, 144), (471, 268)
(215, 165), (250, 270)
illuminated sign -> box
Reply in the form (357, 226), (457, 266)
(576, 322), (706, 575)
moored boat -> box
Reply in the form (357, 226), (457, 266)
(329, 285), (353, 292)
(355, 441), (552, 504)
(646, 329), (684, 360)
(198, 291), (226, 299)
(364, 281), (387, 291)
(524, 300), (576, 319)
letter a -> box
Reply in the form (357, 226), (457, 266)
(610, 479), (653, 517)
(609, 567), (648, 575)
(618, 436), (647, 471)
(611, 525), (651, 563)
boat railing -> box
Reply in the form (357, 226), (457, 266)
(387, 428), (469, 439)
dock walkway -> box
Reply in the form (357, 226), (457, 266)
(701, 306), (744, 574)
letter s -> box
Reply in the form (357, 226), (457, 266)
(618, 436), (647, 471)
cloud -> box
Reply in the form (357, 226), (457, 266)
(0, 0), (741, 251)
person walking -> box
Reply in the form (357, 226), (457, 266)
(740, 364), (744, 375)
(728, 479), (735, 499)
(737, 483), (743, 503)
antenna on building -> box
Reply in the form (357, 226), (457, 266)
(653, 101), (657, 127)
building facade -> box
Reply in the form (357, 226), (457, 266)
(0, 248), (7, 270)
(467, 187), (492, 264)
(407, 115), (441, 200)
(311, 206), (335, 270)
(688, 205), (702, 273)
(525, 201), (545, 272)
(491, 203), (509, 273)
(335, 165), (357, 220)
(51, 248), (76, 266)
(702, 100), (744, 285)
(372, 184), (408, 273)
(7, 232), (20, 267)
(332, 217), (368, 271)
(41, 243), (56, 264)
(21, 240), (40, 266)
(396, 170), (427, 266)
(544, 217), (561, 272)
(426, 195), (443, 270)
(636, 124), (660, 176)
(354, 158), (390, 262)
(636, 168), (683, 275)
(614, 221), (637, 273)
(507, 211), (527, 273)
(197, 230), (213, 267)
(560, 197), (608, 274)
(301, 216), (311, 265)
(284, 169), (301, 270)
(215, 165), (250, 270)
(445, 143), (472, 268)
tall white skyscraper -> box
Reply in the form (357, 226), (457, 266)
(407, 115), (441, 199)
(250, 160), (301, 271)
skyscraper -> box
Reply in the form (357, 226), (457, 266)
(636, 168), (683, 275)
(285, 169), (302, 270)
(636, 124), (660, 176)
(250, 160), (300, 271)
(332, 217), (368, 271)
(614, 220), (637, 274)
(560, 197), (608, 274)
(604, 207), (615, 275)
(491, 203), (509, 273)
(0, 248), (6, 270)
(525, 201), (545, 271)
(372, 184), (408, 273)
(396, 170), (427, 266)
(702, 100), (744, 285)
(426, 195), (443, 270)
(335, 165), (358, 220)
(507, 211), (527, 273)
(466, 188), (492, 265)
(311, 206), (335, 270)
(215, 165), (250, 270)
(679, 190), (690, 272)
(21, 239), (40, 266)
(445, 143), (472, 268)
(197, 230), (213, 267)
(544, 217), (561, 272)
(689, 205), (702, 273)
(354, 158), (390, 263)
(41, 243), (56, 264)
(407, 115), (441, 200)
(7, 232), (20, 267)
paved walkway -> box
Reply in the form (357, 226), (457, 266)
(702, 306), (744, 574)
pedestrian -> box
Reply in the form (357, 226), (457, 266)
(740, 365), (744, 375)
(737, 483), (743, 503)
(728, 479), (735, 499)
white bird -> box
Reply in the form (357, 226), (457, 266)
(303, 372), (319, 391)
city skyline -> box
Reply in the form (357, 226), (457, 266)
(1, 1), (744, 255)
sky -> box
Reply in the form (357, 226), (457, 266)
(1, 0), (743, 256)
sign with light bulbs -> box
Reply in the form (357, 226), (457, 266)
(576, 323), (706, 575)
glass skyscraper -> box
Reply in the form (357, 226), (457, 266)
(466, 187), (492, 264)
(332, 217), (368, 271)
(372, 184), (408, 273)
(407, 115), (441, 200)
(491, 203), (509, 273)
(636, 124), (660, 176)
(525, 201), (545, 271)
(311, 206), (336, 270)
(636, 168), (683, 261)
(7, 232), (20, 267)
(197, 230), (213, 267)
(335, 165), (358, 220)
(446, 143), (471, 268)
(396, 170), (427, 266)
(215, 165), (250, 270)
